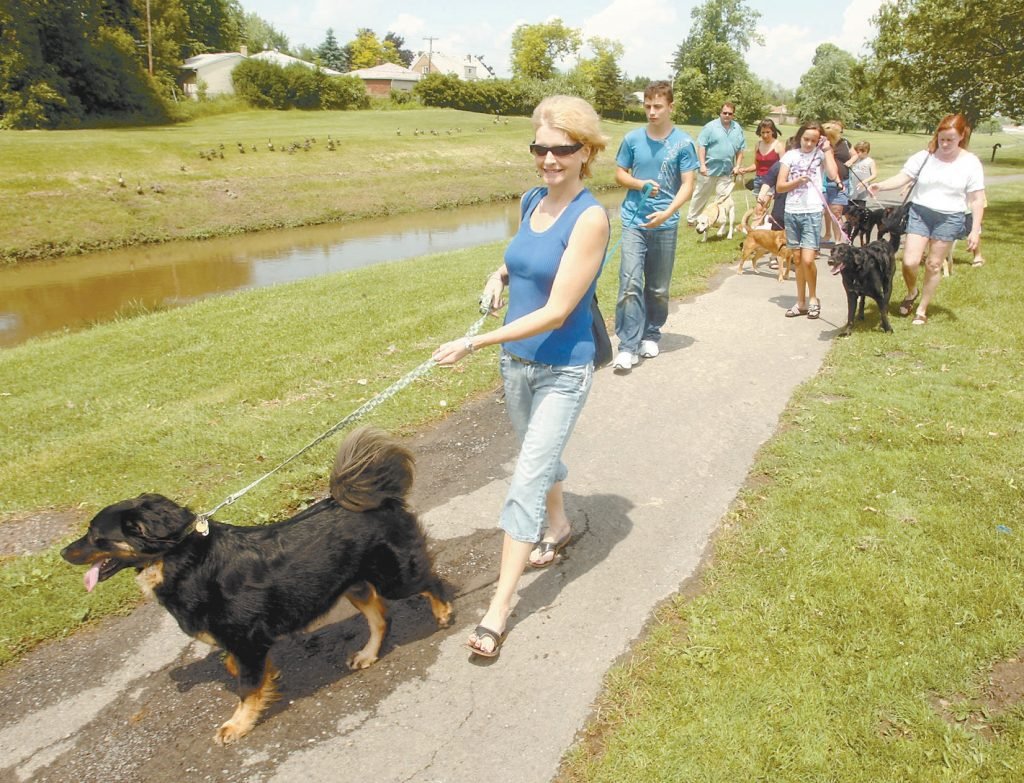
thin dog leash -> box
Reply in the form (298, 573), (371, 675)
(193, 186), (657, 535)
(191, 311), (491, 535)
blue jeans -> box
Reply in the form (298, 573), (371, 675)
(499, 352), (593, 543)
(614, 226), (678, 353)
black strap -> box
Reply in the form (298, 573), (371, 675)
(900, 153), (931, 206)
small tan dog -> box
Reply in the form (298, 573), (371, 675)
(737, 229), (787, 274)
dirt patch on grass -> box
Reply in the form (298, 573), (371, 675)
(930, 651), (1024, 740)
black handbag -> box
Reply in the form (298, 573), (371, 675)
(590, 295), (612, 368)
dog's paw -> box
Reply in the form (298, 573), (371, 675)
(347, 650), (379, 670)
(434, 603), (455, 628)
(214, 719), (251, 745)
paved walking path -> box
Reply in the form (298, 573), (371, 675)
(0, 255), (849, 782)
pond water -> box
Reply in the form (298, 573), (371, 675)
(1, 191), (623, 349)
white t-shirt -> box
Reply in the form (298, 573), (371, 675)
(780, 148), (825, 214)
(903, 149), (984, 214)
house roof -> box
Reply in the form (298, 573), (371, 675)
(251, 49), (344, 76)
(181, 52), (245, 70)
(347, 62), (420, 80)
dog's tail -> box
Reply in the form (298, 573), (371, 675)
(739, 207), (755, 234)
(330, 426), (415, 512)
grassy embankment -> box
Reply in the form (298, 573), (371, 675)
(0, 108), (583, 262)
(2, 110), (1022, 779)
(4, 106), (1017, 264)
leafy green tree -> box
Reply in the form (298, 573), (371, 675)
(0, 0), (164, 128)
(242, 11), (289, 54)
(510, 19), (581, 80)
(346, 28), (402, 69)
(384, 31), (413, 67)
(670, 0), (764, 122)
(179, 0), (243, 56)
(871, 0), (1023, 124)
(316, 28), (348, 71)
(793, 43), (857, 123)
(578, 37), (624, 116)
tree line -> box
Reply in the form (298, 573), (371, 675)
(1, 0), (1019, 130)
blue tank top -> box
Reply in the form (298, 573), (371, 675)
(502, 187), (607, 366)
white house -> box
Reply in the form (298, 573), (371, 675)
(179, 50), (347, 100)
(180, 52), (246, 98)
(408, 52), (493, 81)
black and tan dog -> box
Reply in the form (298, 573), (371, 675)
(61, 426), (453, 745)
(830, 239), (896, 336)
(844, 199), (886, 246)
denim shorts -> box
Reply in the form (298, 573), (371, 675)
(784, 211), (822, 250)
(826, 179), (849, 207)
(499, 352), (593, 543)
(907, 203), (965, 242)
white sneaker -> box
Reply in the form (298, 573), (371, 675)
(638, 340), (660, 359)
(612, 351), (639, 372)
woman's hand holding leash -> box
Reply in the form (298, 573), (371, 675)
(480, 269), (508, 316)
(432, 336), (476, 366)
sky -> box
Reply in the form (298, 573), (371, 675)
(240, 0), (887, 92)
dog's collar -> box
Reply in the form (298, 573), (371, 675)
(182, 515), (211, 538)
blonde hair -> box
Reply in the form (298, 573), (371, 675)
(532, 95), (609, 179)
(822, 121), (843, 146)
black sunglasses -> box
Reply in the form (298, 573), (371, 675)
(529, 142), (583, 157)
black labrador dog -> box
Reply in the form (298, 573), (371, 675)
(830, 239), (896, 336)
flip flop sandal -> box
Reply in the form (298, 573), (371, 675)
(785, 304), (808, 318)
(911, 313), (928, 325)
(466, 625), (506, 658)
(898, 290), (919, 316)
(529, 533), (571, 568)
(807, 301), (821, 319)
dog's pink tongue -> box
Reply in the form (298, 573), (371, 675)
(84, 564), (100, 593)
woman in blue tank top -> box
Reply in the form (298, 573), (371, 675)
(433, 96), (610, 658)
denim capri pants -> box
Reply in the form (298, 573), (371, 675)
(499, 352), (593, 543)
(906, 203), (965, 242)
(784, 211), (822, 250)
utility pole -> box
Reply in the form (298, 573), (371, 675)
(423, 36), (437, 74)
(145, 0), (154, 75)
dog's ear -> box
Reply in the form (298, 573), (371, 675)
(119, 494), (195, 545)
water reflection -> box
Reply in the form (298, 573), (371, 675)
(0, 192), (622, 348)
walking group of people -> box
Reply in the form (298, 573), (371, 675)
(432, 86), (987, 658)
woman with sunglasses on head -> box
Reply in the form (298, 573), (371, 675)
(739, 118), (785, 192)
(433, 95), (610, 658)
